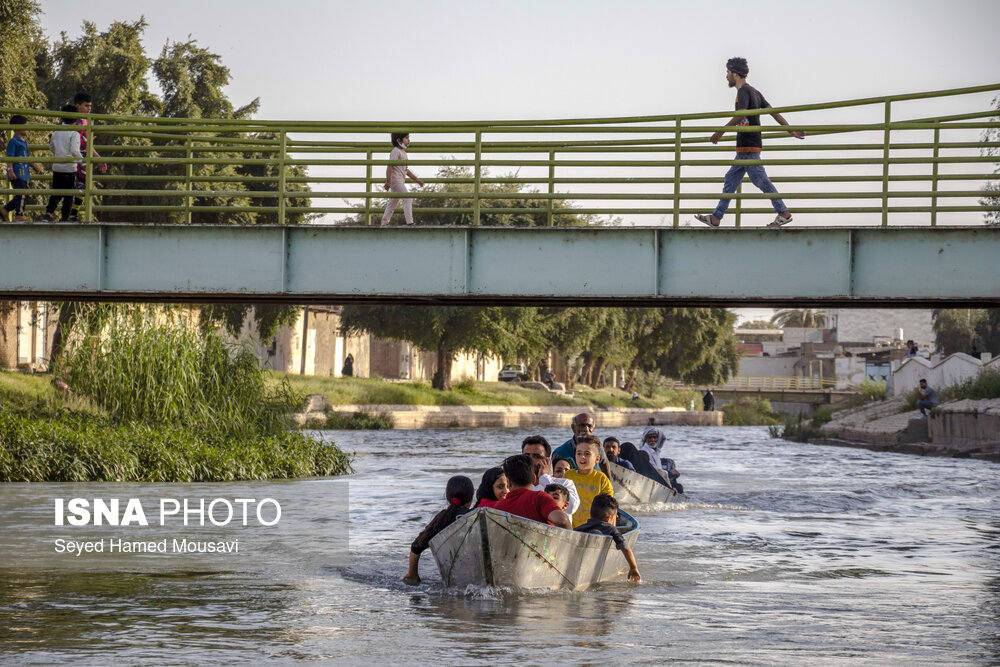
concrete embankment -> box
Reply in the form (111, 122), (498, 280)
(814, 397), (1000, 461)
(293, 396), (722, 429)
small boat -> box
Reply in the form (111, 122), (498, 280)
(429, 507), (640, 591)
(605, 460), (675, 506)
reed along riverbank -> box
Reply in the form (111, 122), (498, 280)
(0, 307), (351, 482)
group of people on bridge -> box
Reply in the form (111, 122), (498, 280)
(403, 412), (684, 586)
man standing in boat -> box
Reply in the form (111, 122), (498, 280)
(552, 412), (596, 469)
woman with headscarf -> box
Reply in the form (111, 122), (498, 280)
(639, 426), (682, 494)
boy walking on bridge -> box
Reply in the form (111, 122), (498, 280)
(695, 57), (805, 229)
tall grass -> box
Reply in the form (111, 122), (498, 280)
(58, 306), (299, 438)
(721, 396), (783, 426)
(0, 306), (353, 482)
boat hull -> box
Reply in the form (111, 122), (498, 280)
(606, 461), (674, 506)
(429, 507), (639, 591)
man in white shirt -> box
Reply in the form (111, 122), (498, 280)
(521, 435), (580, 516)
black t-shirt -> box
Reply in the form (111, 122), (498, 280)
(735, 84), (770, 151)
(574, 518), (626, 550)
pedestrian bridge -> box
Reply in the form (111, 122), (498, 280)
(1, 83), (998, 305)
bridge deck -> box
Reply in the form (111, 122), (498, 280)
(2, 223), (997, 306)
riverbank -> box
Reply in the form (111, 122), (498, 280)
(293, 396), (722, 429)
(0, 368), (352, 482)
(809, 396), (1000, 461)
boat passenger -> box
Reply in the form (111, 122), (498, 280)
(563, 436), (615, 529)
(619, 441), (670, 488)
(551, 412), (595, 469)
(601, 436), (635, 473)
(639, 427), (682, 494)
(574, 494), (641, 583)
(493, 455), (573, 529)
(474, 467), (509, 508)
(523, 435), (580, 515)
(403, 475), (475, 586)
(543, 484), (570, 511)
(552, 455), (572, 478)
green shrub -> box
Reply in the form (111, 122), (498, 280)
(942, 368), (1000, 401)
(319, 411), (393, 430)
(57, 306), (300, 439)
(722, 396), (782, 426)
(0, 411), (352, 482)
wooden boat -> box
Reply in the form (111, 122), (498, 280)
(429, 507), (639, 591)
(605, 460), (675, 507)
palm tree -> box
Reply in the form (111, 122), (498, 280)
(770, 308), (826, 328)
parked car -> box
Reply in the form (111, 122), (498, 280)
(498, 364), (529, 382)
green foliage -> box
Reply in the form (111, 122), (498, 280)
(846, 379), (887, 407)
(340, 305), (548, 390)
(941, 369), (1000, 401)
(199, 303), (302, 342)
(721, 396), (782, 426)
(982, 95), (999, 227)
(770, 308), (826, 328)
(0, 411), (351, 482)
(57, 305), (301, 439)
(738, 319), (779, 329)
(0, 0), (47, 110)
(304, 411), (394, 430)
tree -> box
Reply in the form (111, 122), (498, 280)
(0, 0), (47, 110)
(339, 166), (591, 389)
(982, 95), (999, 227)
(34, 21), (306, 347)
(738, 319), (778, 329)
(933, 308), (1000, 356)
(340, 306), (547, 390)
(771, 308), (826, 328)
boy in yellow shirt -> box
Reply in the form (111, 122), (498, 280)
(563, 435), (614, 528)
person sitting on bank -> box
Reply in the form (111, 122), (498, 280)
(639, 426), (681, 494)
(703, 389), (716, 411)
(551, 412), (596, 469)
(602, 436), (635, 473)
(563, 436), (615, 528)
(916, 378), (939, 419)
(522, 435), (580, 515)
(493, 454), (573, 529)
(574, 494), (641, 583)
(474, 466), (509, 509)
(543, 484), (570, 511)
(404, 475), (475, 585)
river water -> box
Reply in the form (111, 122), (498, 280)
(2, 426), (998, 664)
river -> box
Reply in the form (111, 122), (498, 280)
(1, 426), (998, 664)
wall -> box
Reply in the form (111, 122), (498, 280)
(827, 308), (934, 347)
(736, 356), (797, 376)
(0, 301), (54, 371)
(889, 353), (998, 396)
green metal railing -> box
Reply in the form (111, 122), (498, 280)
(2, 83), (999, 226)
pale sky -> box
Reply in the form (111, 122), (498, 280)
(38, 1), (1000, 324)
(39, 0), (1000, 122)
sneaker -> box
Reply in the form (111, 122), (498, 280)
(67, 217), (78, 223)
(12, 215), (29, 222)
(41, 212), (55, 222)
(767, 213), (793, 228)
(918, 414), (927, 419)
(58, 218), (72, 223)
(694, 213), (720, 228)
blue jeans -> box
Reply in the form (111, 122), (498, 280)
(713, 153), (787, 220)
(917, 399), (936, 416)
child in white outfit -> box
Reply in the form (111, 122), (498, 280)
(380, 132), (424, 226)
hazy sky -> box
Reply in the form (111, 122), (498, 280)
(37, 1), (1000, 324)
(39, 0), (999, 122)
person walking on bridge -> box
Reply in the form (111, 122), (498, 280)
(381, 132), (424, 226)
(695, 57), (805, 229)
